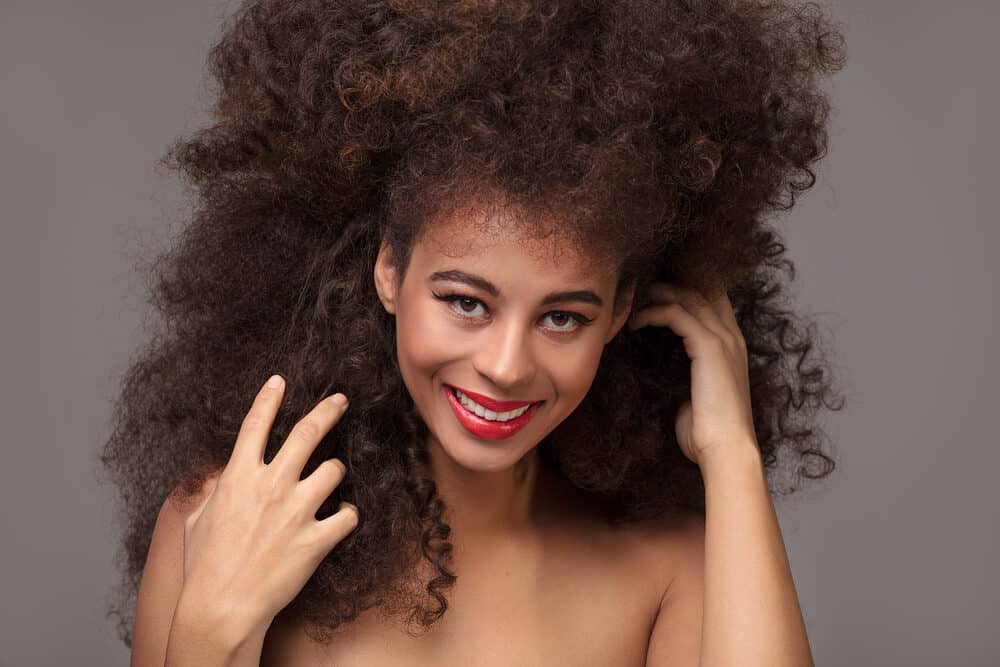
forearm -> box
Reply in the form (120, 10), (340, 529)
(698, 441), (813, 667)
(164, 590), (270, 667)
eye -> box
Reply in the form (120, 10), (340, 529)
(432, 292), (594, 334)
(444, 294), (487, 317)
(432, 293), (489, 318)
(541, 312), (587, 332)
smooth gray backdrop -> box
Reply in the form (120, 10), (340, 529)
(2, 1), (997, 665)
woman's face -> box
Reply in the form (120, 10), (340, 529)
(374, 203), (634, 473)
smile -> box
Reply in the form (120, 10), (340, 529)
(442, 384), (544, 440)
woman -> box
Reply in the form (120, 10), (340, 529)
(102, 0), (847, 664)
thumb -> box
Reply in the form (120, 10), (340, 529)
(674, 401), (697, 465)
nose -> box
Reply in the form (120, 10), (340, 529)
(471, 318), (537, 392)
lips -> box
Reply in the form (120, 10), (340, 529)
(444, 384), (541, 411)
(442, 384), (543, 440)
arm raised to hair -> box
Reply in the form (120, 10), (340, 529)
(645, 441), (813, 667)
(698, 441), (812, 666)
(631, 282), (813, 666)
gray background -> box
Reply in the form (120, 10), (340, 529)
(2, 1), (996, 665)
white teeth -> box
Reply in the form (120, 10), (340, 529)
(453, 389), (532, 422)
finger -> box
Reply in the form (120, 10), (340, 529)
(269, 393), (349, 484)
(628, 302), (720, 360)
(313, 502), (360, 551)
(297, 457), (348, 511)
(647, 283), (735, 345)
(231, 375), (286, 471)
(707, 286), (741, 332)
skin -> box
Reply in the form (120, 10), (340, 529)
(630, 284), (813, 665)
(373, 203), (636, 542)
(165, 378), (361, 667)
(257, 202), (709, 666)
(119, 1), (841, 659)
(167, 197), (812, 665)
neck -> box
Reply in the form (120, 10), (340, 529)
(424, 439), (549, 544)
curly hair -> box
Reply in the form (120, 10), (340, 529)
(100, 0), (847, 647)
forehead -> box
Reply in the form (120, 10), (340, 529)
(414, 199), (617, 281)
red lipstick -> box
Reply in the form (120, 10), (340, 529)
(442, 385), (543, 440)
(446, 385), (539, 411)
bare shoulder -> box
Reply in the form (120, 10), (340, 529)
(130, 467), (224, 666)
(626, 512), (706, 665)
(617, 510), (706, 579)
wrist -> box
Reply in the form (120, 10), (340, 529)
(169, 588), (271, 663)
(697, 436), (764, 480)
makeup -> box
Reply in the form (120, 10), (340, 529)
(442, 384), (543, 440)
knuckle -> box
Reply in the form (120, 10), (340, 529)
(216, 468), (241, 493)
(262, 475), (288, 503)
(294, 419), (322, 442)
(242, 413), (265, 430)
(323, 516), (354, 547)
(300, 526), (328, 552)
(315, 459), (347, 488)
(301, 525), (326, 550)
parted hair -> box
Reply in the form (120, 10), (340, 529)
(101, 0), (847, 646)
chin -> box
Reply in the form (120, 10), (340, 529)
(430, 426), (539, 473)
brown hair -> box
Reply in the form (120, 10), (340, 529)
(101, 0), (847, 646)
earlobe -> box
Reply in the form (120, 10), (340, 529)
(373, 240), (398, 315)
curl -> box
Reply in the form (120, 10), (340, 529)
(101, 0), (847, 644)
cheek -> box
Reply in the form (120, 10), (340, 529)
(394, 297), (605, 405)
(547, 341), (604, 406)
(395, 301), (454, 381)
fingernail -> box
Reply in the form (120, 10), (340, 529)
(267, 374), (284, 389)
(330, 393), (348, 407)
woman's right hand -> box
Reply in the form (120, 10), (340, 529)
(177, 374), (359, 632)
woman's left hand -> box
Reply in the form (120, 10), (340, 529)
(627, 282), (758, 468)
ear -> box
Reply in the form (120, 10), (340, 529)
(604, 279), (637, 345)
(373, 238), (399, 315)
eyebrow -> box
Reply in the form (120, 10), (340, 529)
(429, 269), (604, 307)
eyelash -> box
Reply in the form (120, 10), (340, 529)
(432, 292), (595, 334)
